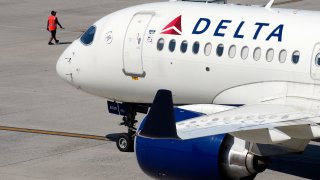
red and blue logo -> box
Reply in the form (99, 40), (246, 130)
(161, 15), (182, 35)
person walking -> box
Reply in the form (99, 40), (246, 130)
(47, 10), (64, 45)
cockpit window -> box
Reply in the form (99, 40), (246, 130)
(80, 26), (96, 45)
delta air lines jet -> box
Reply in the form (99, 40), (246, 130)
(56, 0), (320, 179)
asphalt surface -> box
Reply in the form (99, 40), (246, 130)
(0, 0), (320, 179)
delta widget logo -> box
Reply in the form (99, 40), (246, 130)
(161, 15), (182, 35)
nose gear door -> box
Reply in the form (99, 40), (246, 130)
(122, 12), (154, 77)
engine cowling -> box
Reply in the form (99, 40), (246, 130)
(135, 108), (268, 179)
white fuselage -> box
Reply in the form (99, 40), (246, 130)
(56, 1), (320, 105)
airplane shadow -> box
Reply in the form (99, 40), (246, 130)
(105, 133), (122, 142)
(267, 144), (320, 179)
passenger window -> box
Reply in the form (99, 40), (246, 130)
(253, 47), (261, 61)
(228, 45), (236, 58)
(157, 38), (165, 51)
(180, 40), (188, 53)
(316, 53), (320, 66)
(169, 39), (176, 52)
(279, 49), (287, 63)
(266, 48), (274, 62)
(216, 44), (224, 57)
(80, 26), (96, 45)
(204, 43), (212, 56)
(292, 51), (300, 64)
(241, 46), (249, 60)
(193, 41), (200, 54)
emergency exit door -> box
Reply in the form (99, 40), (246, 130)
(311, 43), (320, 80)
(123, 12), (154, 77)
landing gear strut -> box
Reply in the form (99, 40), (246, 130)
(107, 102), (148, 152)
(116, 105), (138, 152)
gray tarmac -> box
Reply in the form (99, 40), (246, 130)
(0, 0), (320, 179)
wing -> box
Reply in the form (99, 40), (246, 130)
(177, 103), (320, 144)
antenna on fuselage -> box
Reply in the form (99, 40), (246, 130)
(265, 0), (274, 9)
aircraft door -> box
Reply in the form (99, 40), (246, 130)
(123, 12), (154, 77)
(311, 43), (320, 80)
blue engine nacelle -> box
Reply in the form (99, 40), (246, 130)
(135, 108), (268, 179)
(136, 108), (224, 179)
(135, 90), (268, 179)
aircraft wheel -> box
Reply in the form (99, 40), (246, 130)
(116, 133), (134, 152)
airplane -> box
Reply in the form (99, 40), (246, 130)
(56, 0), (320, 179)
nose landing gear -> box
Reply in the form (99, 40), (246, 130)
(116, 106), (137, 152)
(107, 102), (148, 152)
(117, 133), (134, 152)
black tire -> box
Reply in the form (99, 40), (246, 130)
(116, 133), (134, 152)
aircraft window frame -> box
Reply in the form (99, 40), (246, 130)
(180, 40), (188, 53)
(80, 25), (96, 46)
(204, 42), (212, 56)
(292, 51), (300, 64)
(279, 49), (287, 63)
(241, 46), (249, 60)
(228, 45), (236, 58)
(316, 53), (320, 67)
(253, 47), (261, 61)
(216, 44), (224, 57)
(157, 38), (165, 51)
(169, 39), (176, 52)
(192, 41), (200, 54)
(266, 48), (274, 62)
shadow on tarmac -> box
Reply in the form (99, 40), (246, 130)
(268, 144), (320, 179)
(58, 42), (72, 45)
(105, 133), (122, 142)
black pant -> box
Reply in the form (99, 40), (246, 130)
(50, 30), (56, 39)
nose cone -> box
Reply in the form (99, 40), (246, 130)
(56, 42), (76, 84)
(56, 53), (70, 82)
(56, 54), (67, 80)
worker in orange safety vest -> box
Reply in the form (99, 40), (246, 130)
(47, 10), (64, 45)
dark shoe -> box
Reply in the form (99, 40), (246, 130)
(48, 42), (54, 45)
(55, 40), (59, 44)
